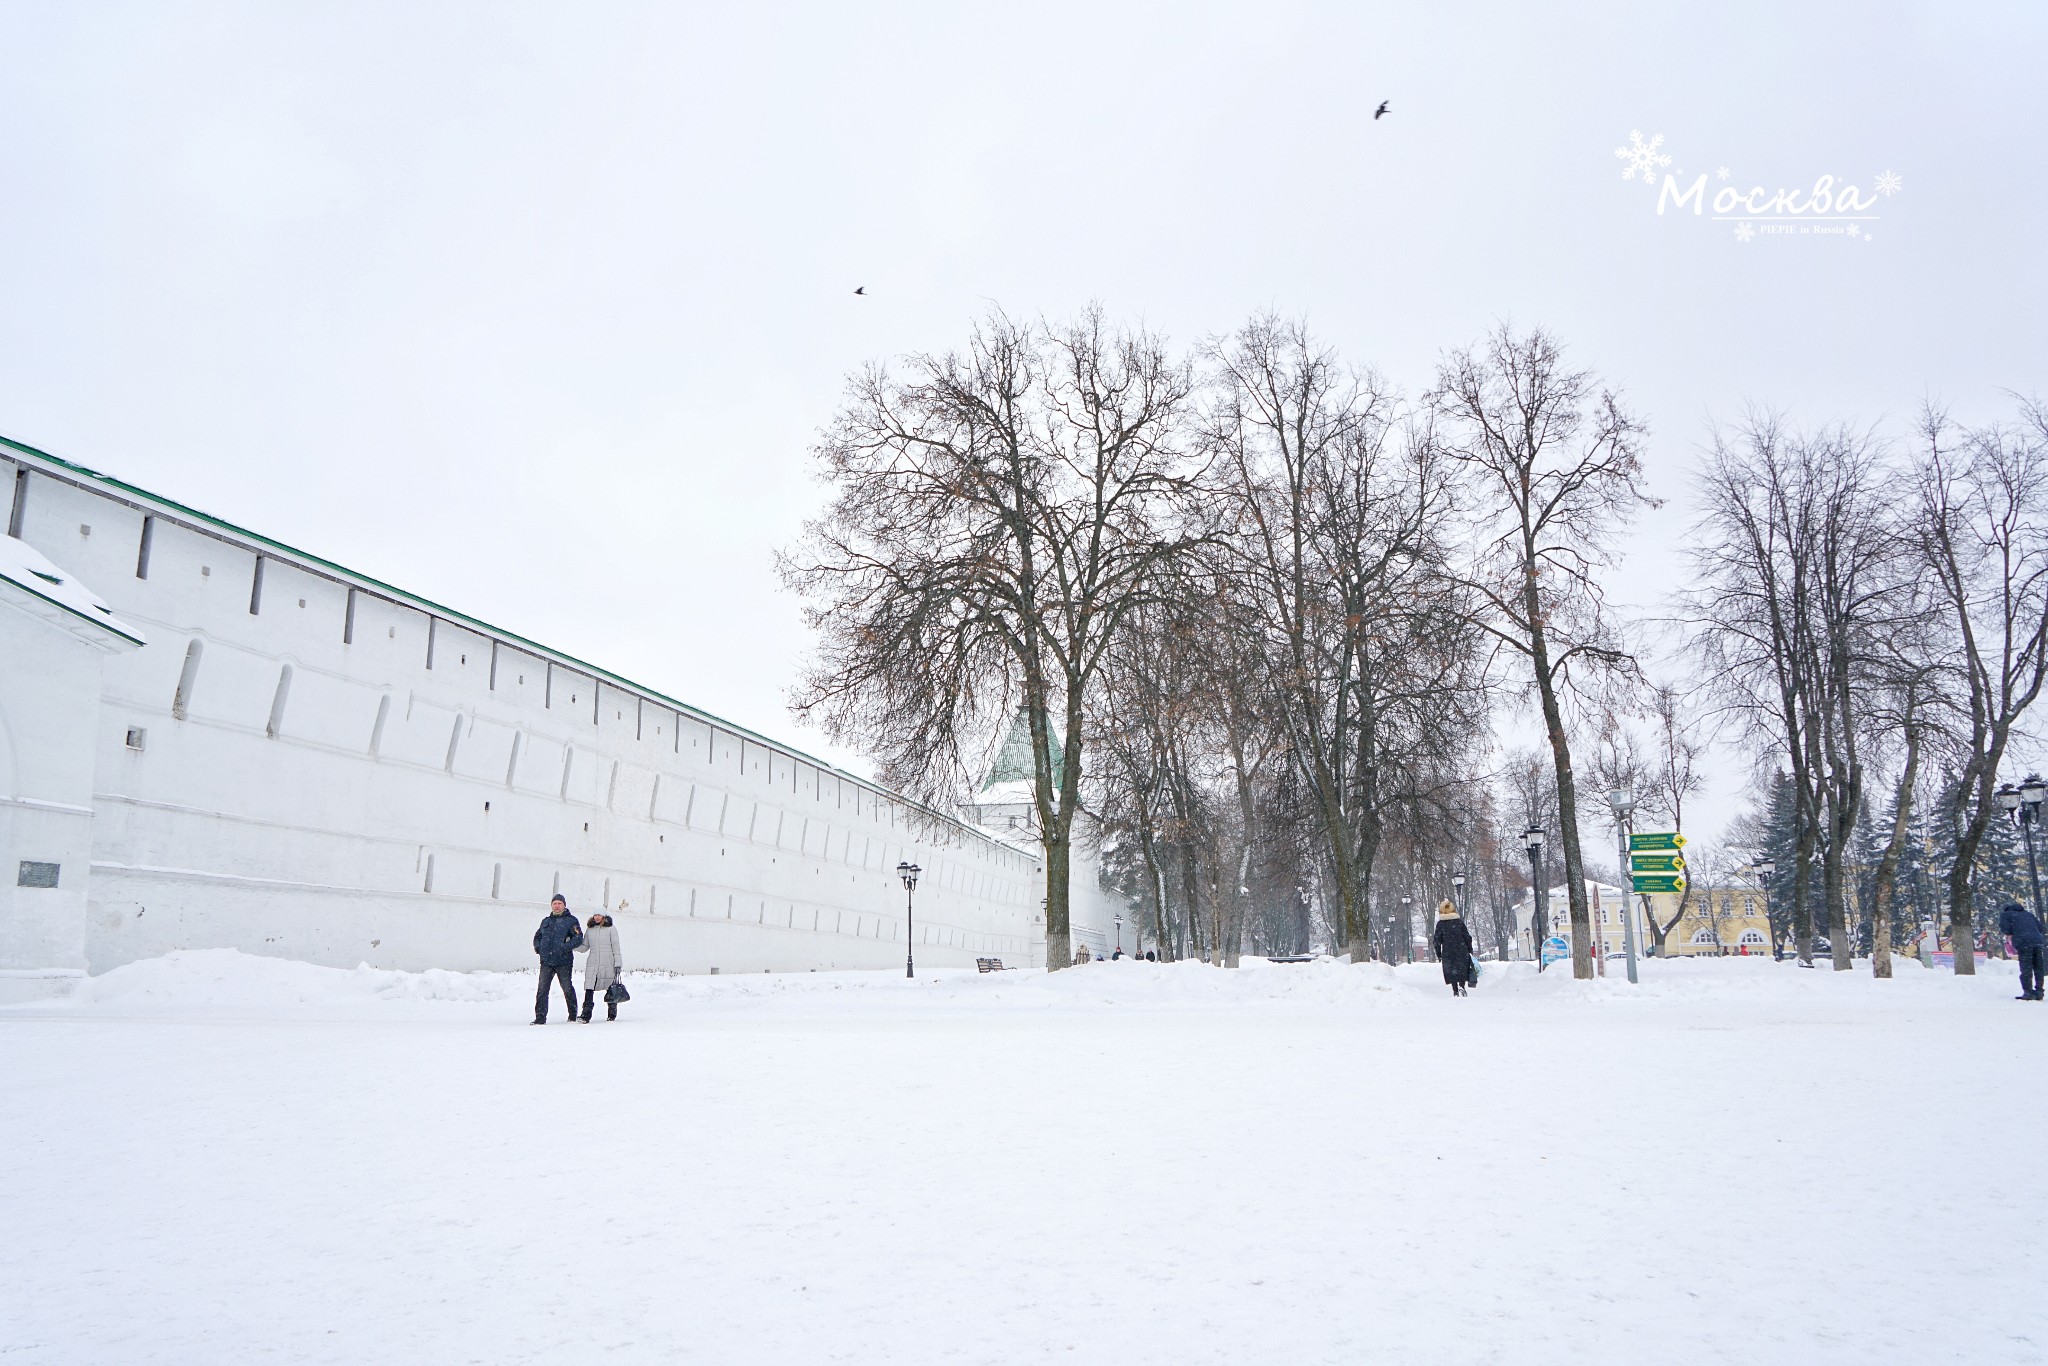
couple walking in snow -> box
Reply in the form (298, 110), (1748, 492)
(532, 893), (628, 1024)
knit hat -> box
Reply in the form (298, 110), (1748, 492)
(551, 893), (568, 907)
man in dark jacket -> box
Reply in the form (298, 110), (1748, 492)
(532, 894), (585, 1023)
(1998, 902), (2046, 1001)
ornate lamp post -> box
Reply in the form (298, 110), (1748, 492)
(1113, 914), (1124, 957)
(897, 861), (920, 979)
(1400, 895), (1413, 964)
(1524, 827), (1547, 969)
(1605, 787), (1640, 984)
(1998, 779), (2047, 929)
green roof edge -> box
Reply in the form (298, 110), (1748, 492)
(0, 430), (988, 842)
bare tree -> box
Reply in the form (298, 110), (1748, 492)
(1430, 325), (1653, 980)
(1643, 684), (1707, 954)
(1688, 417), (1906, 969)
(782, 307), (1200, 970)
(1911, 401), (2048, 975)
(1205, 316), (1475, 965)
(1585, 684), (1705, 956)
(1094, 597), (1194, 957)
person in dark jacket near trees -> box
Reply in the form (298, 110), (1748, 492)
(1998, 902), (2046, 1001)
(1431, 899), (1476, 998)
(532, 894), (584, 1023)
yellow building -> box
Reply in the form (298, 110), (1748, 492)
(1516, 880), (1654, 967)
(1645, 885), (1774, 957)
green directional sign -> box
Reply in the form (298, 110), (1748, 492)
(1631, 853), (1686, 874)
(1630, 831), (1687, 852)
(1632, 873), (1687, 894)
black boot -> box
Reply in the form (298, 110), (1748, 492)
(607, 1001), (618, 1021)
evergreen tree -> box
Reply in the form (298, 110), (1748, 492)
(1924, 772), (2037, 951)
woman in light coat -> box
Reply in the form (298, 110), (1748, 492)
(577, 912), (625, 1022)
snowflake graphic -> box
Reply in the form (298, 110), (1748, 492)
(1734, 222), (1755, 242)
(1615, 130), (1672, 183)
(1848, 223), (1862, 237)
(1717, 166), (1731, 180)
(1875, 170), (1903, 196)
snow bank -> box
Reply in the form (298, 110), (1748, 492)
(57, 948), (520, 1014)
(14, 945), (2027, 1020)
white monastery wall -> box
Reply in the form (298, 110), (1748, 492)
(0, 603), (117, 993)
(1, 442), (1045, 981)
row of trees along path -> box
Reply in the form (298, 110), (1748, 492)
(783, 306), (2048, 977)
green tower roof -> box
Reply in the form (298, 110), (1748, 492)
(981, 710), (1061, 792)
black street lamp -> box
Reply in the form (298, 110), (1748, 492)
(1400, 895), (1413, 964)
(1997, 778), (2047, 927)
(897, 861), (920, 979)
(1524, 827), (1547, 970)
(1113, 914), (1124, 957)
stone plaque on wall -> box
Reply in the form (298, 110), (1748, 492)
(17, 861), (60, 888)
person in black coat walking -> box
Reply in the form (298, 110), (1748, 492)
(532, 894), (585, 1023)
(1998, 902), (2046, 1001)
(1431, 900), (1476, 998)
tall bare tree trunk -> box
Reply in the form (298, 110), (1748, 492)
(1869, 726), (1922, 979)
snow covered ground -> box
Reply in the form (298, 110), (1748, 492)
(4, 950), (2040, 1365)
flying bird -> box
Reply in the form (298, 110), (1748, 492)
(854, 286), (866, 295)
(1374, 101), (1390, 120)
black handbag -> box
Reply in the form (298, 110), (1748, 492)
(604, 979), (630, 1004)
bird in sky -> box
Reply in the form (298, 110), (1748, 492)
(854, 285), (866, 295)
(1374, 101), (1390, 120)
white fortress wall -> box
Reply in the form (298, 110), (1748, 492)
(2, 441), (1044, 977)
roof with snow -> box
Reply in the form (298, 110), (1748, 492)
(971, 779), (1037, 808)
(0, 534), (145, 648)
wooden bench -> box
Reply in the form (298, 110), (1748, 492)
(976, 958), (1007, 973)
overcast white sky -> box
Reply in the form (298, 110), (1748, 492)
(3, 2), (2043, 848)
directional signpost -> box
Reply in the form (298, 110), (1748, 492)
(1630, 832), (1687, 895)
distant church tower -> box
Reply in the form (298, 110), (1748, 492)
(957, 710), (1139, 961)
(959, 710), (1055, 834)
